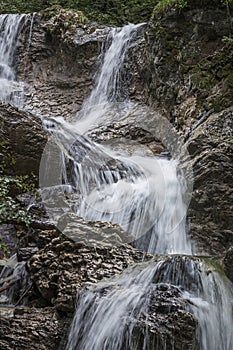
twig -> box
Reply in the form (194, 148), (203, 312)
(14, 284), (32, 307)
(0, 279), (17, 293)
(0, 274), (15, 285)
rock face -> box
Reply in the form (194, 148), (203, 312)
(0, 103), (47, 176)
(129, 284), (197, 350)
(17, 9), (109, 119)
(142, 1), (233, 133)
(29, 225), (148, 312)
(223, 246), (233, 283)
(0, 307), (70, 350)
(142, 1), (233, 255)
(1, 2), (233, 349)
(187, 107), (233, 254)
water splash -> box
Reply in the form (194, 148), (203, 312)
(0, 254), (30, 306)
(76, 23), (145, 134)
(38, 22), (233, 350)
(0, 13), (33, 106)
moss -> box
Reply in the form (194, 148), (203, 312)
(190, 42), (233, 110)
(152, 0), (232, 19)
(226, 72), (233, 88)
(153, 0), (187, 14)
(42, 6), (89, 39)
(201, 256), (226, 277)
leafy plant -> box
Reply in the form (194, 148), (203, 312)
(0, 142), (37, 227)
(155, 0), (187, 11)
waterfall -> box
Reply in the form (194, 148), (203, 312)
(76, 23), (145, 134)
(0, 254), (30, 306)
(186, 265), (233, 350)
(0, 13), (33, 107)
(0, 13), (226, 349)
(66, 256), (233, 350)
(55, 23), (233, 350)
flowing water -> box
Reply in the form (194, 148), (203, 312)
(0, 254), (30, 306)
(0, 13), (34, 106)
(0, 13), (34, 312)
(0, 15), (232, 350)
(61, 24), (233, 350)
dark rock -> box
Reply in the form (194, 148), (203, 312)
(16, 11), (108, 120)
(223, 246), (233, 283)
(127, 284), (198, 350)
(29, 225), (150, 312)
(142, 3), (233, 134)
(0, 307), (70, 350)
(17, 247), (39, 261)
(0, 224), (18, 256)
(0, 103), (47, 176)
(186, 107), (233, 255)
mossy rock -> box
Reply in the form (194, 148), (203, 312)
(153, 0), (229, 16)
(42, 6), (89, 40)
(190, 42), (233, 111)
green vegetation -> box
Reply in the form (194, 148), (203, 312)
(154, 0), (187, 12)
(43, 6), (89, 39)
(0, 0), (158, 24)
(0, 0), (232, 24)
(0, 142), (36, 227)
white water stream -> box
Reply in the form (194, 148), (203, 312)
(0, 13), (34, 107)
(63, 24), (233, 350)
(0, 15), (232, 350)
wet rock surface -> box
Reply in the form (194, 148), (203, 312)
(29, 226), (148, 312)
(223, 246), (233, 283)
(17, 11), (109, 119)
(187, 107), (233, 255)
(0, 307), (70, 350)
(129, 284), (198, 350)
(0, 103), (47, 176)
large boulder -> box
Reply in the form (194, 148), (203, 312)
(0, 103), (47, 176)
(29, 225), (149, 312)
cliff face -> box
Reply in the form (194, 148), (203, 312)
(17, 9), (107, 119)
(142, 2), (233, 254)
(0, 2), (233, 349)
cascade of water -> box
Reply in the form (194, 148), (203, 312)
(184, 262), (233, 350)
(59, 23), (233, 350)
(0, 254), (30, 306)
(76, 23), (144, 134)
(42, 116), (191, 254)
(77, 154), (191, 254)
(19, 16), (230, 350)
(66, 261), (160, 350)
(0, 13), (33, 106)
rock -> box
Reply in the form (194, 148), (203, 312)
(29, 224), (150, 312)
(0, 224), (18, 256)
(186, 107), (233, 255)
(223, 246), (233, 283)
(16, 11), (109, 120)
(17, 247), (39, 261)
(142, 1), (233, 133)
(127, 284), (197, 350)
(0, 307), (70, 350)
(0, 103), (47, 176)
